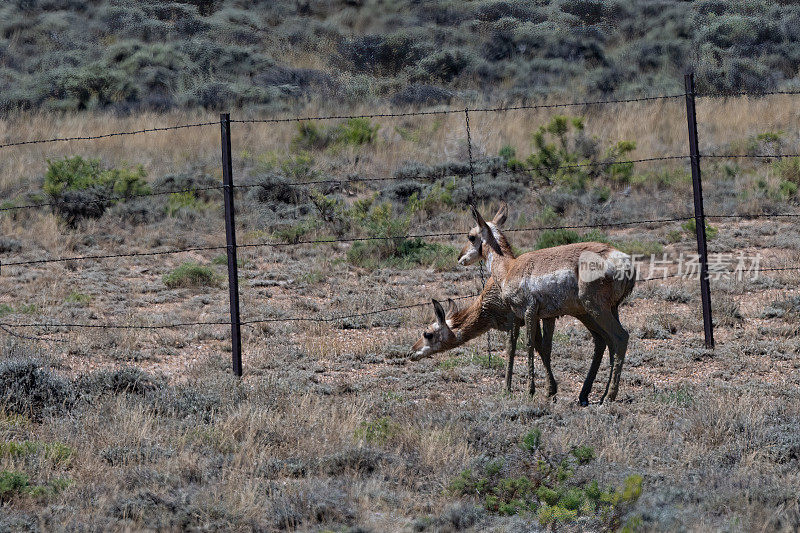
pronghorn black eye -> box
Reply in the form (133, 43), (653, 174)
(423, 332), (433, 340)
(468, 235), (475, 242)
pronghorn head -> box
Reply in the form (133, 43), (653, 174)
(458, 203), (508, 266)
(410, 298), (459, 360)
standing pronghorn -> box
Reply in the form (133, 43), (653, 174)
(456, 203), (556, 394)
(411, 205), (636, 405)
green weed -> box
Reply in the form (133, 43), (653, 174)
(682, 218), (718, 240)
(354, 417), (399, 445)
(163, 262), (219, 289)
(65, 292), (92, 305)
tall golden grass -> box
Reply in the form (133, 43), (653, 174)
(1, 96), (798, 192)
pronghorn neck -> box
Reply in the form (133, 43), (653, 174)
(483, 223), (515, 278)
(447, 279), (509, 346)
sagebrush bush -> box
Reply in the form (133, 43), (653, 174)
(43, 156), (150, 224)
(0, 357), (76, 421)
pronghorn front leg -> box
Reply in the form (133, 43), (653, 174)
(524, 306), (539, 396)
(504, 315), (519, 392)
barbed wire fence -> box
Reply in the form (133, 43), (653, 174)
(1, 73), (800, 375)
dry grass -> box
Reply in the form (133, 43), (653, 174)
(2, 96), (799, 193)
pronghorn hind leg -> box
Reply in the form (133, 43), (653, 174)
(593, 306), (629, 404)
(524, 306), (539, 396)
(576, 315), (607, 406)
(504, 317), (519, 393)
(539, 318), (557, 398)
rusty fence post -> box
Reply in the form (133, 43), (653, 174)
(684, 73), (715, 349)
(220, 112), (243, 375)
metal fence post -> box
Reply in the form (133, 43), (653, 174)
(684, 73), (715, 349)
(220, 112), (243, 375)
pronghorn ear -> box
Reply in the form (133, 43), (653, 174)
(471, 205), (488, 229)
(445, 298), (459, 317)
(493, 202), (508, 226)
(473, 205), (501, 253)
(432, 299), (447, 326)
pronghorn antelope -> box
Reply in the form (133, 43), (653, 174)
(411, 205), (636, 405)
(455, 203), (556, 394)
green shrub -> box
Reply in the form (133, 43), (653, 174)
(559, 488), (586, 510)
(538, 504), (578, 525)
(571, 445), (596, 464)
(523, 116), (636, 191)
(43, 156), (150, 223)
(682, 218), (718, 240)
(521, 428), (542, 453)
(0, 470), (71, 502)
(166, 191), (207, 216)
(44, 156), (148, 198)
(499, 144), (517, 160)
(163, 262), (218, 288)
(536, 486), (559, 506)
(0, 471), (30, 502)
(407, 181), (455, 217)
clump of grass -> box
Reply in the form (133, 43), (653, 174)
(535, 229), (608, 250)
(166, 191), (208, 217)
(292, 118), (379, 151)
(472, 352), (505, 371)
(0, 441), (73, 466)
(0, 303), (37, 316)
(354, 417), (399, 445)
(613, 239), (663, 256)
(272, 220), (320, 244)
(162, 262), (219, 289)
(65, 292), (92, 305)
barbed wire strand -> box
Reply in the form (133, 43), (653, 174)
(7, 264), (800, 333)
(702, 153), (800, 159)
(0, 323), (67, 343)
(0, 121), (218, 150)
(1, 185), (226, 213)
(231, 94), (686, 125)
(697, 89), (800, 98)
(0, 294), (479, 332)
(0, 214), (748, 269)
(0, 88), (794, 151)
(12, 210), (800, 269)
(3, 155), (691, 214)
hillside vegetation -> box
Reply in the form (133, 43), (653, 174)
(2, 0), (800, 114)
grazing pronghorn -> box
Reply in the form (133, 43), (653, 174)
(411, 205), (636, 405)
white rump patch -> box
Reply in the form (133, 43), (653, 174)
(579, 250), (632, 282)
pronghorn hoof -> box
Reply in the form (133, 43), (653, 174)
(579, 399), (589, 407)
